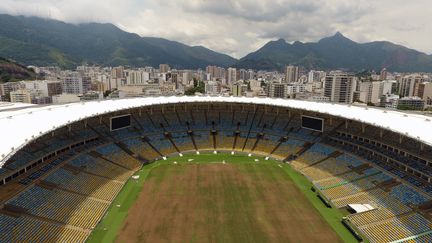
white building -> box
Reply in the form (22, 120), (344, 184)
(324, 72), (357, 104)
(358, 81), (381, 104)
(267, 82), (288, 98)
(125, 70), (148, 85)
(285, 65), (299, 83)
(227, 68), (237, 85)
(205, 81), (221, 95)
(399, 75), (428, 98)
(23, 80), (62, 97)
(380, 80), (397, 95)
(52, 94), (80, 104)
(10, 90), (32, 103)
(62, 72), (91, 95)
(308, 70), (325, 83)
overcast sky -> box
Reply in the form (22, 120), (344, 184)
(1, 0), (431, 58)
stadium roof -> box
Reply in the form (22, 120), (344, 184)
(1, 96), (432, 167)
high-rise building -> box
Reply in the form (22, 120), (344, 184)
(206, 66), (226, 80)
(231, 82), (248, 97)
(24, 80), (62, 98)
(182, 71), (193, 85)
(125, 70), (147, 85)
(285, 65), (299, 83)
(159, 64), (170, 73)
(205, 81), (221, 95)
(417, 82), (432, 100)
(399, 75), (427, 97)
(380, 80), (397, 95)
(380, 68), (388, 80)
(62, 72), (91, 95)
(0, 82), (25, 97)
(111, 66), (124, 79)
(267, 82), (288, 98)
(227, 68), (237, 85)
(324, 72), (357, 103)
(358, 81), (381, 104)
(238, 69), (247, 81)
(246, 69), (255, 80)
(308, 70), (325, 83)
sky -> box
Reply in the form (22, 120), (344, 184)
(0, 0), (431, 58)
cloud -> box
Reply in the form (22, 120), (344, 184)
(0, 0), (431, 58)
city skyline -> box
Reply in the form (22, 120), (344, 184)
(0, 0), (431, 58)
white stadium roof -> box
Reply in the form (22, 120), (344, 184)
(1, 96), (432, 167)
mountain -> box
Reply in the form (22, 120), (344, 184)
(0, 14), (237, 69)
(0, 57), (37, 83)
(236, 32), (432, 72)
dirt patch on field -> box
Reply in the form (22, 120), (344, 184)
(116, 163), (342, 243)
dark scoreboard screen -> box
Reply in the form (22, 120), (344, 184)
(111, 114), (131, 131)
(301, 116), (324, 132)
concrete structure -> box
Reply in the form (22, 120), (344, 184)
(205, 81), (221, 95)
(417, 82), (432, 100)
(380, 68), (388, 80)
(80, 92), (103, 101)
(9, 89), (32, 103)
(2, 96), (432, 166)
(0, 82), (25, 97)
(380, 80), (397, 96)
(358, 81), (381, 104)
(159, 64), (170, 73)
(206, 66), (226, 80)
(232, 82), (247, 97)
(399, 75), (427, 98)
(227, 68), (237, 85)
(125, 70), (148, 85)
(324, 72), (357, 104)
(397, 97), (425, 110)
(62, 72), (91, 95)
(52, 94), (80, 104)
(111, 66), (124, 79)
(285, 65), (299, 83)
(24, 80), (62, 97)
(308, 70), (325, 83)
(380, 94), (400, 108)
(267, 83), (288, 98)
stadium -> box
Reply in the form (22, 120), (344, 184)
(1, 96), (432, 243)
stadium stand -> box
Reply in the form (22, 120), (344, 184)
(1, 99), (432, 243)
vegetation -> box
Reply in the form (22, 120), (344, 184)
(235, 32), (432, 72)
(0, 57), (38, 83)
(87, 153), (358, 243)
(0, 14), (237, 69)
(103, 89), (115, 98)
(185, 79), (205, 95)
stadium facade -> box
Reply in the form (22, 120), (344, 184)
(1, 96), (432, 242)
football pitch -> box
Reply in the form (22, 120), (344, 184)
(87, 153), (358, 243)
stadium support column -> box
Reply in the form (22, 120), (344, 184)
(361, 124), (365, 133)
(345, 120), (348, 129)
(399, 134), (403, 144)
(165, 132), (180, 154)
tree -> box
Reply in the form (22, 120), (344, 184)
(103, 90), (113, 98)
(185, 81), (205, 96)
